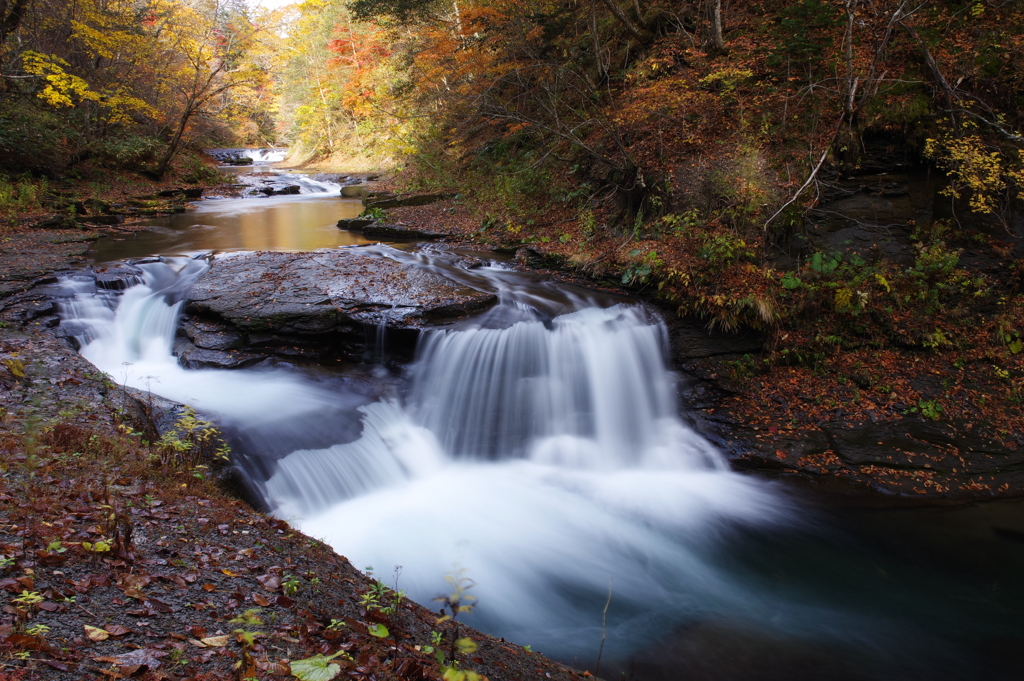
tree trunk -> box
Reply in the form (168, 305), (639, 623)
(151, 100), (195, 179)
(843, 0), (858, 122)
(0, 0), (30, 42)
(707, 0), (725, 53)
(597, 0), (645, 42)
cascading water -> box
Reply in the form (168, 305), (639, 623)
(54, 248), (1017, 680)
(55, 253), (788, 658)
(206, 148), (288, 165)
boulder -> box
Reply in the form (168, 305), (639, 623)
(181, 249), (496, 363)
(85, 262), (146, 291)
(363, 192), (454, 210)
(259, 185), (301, 196)
(337, 217), (378, 231)
(341, 185), (368, 198)
(361, 223), (449, 241)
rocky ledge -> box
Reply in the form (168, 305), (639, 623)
(178, 249), (496, 368)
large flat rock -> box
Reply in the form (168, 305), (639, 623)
(180, 249), (496, 365)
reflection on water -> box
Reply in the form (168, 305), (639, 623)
(92, 192), (372, 261)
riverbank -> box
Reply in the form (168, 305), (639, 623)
(339, 179), (1024, 502)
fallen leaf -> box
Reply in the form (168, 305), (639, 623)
(200, 635), (230, 647)
(94, 648), (165, 669)
(256, 659), (291, 676)
(252, 593), (270, 606)
(256, 573), (281, 590)
(146, 597), (173, 613)
(123, 587), (146, 600)
(106, 624), (132, 637)
(221, 569), (240, 577)
(84, 625), (110, 642)
(202, 583), (216, 592)
(290, 652), (344, 681)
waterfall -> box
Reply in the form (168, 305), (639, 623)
(56, 254), (791, 666)
(206, 148), (288, 165)
(55, 258), (336, 424)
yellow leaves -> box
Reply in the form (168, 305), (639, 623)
(3, 358), (25, 378)
(22, 51), (100, 108)
(699, 67), (754, 93)
(84, 625), (110, 642)
(834, 287), (853, 310)
(924, 132), (1024, 215)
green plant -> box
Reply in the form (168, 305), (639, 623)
(431, 568), (484, 679)
(911, 242), (960, 280)
(360, 579), (406, 616)
(699, 233), (753, 268)
(282, 574), (301, 597)
(12, 590), (44, 608)
(230, 609), (265, 675)
(906, 399), (942, 421)
(155, 406), (230, 471)
(809, 252), (841, 276)
(622, 249), (664, 285)
(290, 650), (352, 681)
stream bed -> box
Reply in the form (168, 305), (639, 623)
(54, 171), (1024, 680)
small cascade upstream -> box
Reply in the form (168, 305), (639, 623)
(206, 148), (288, 165)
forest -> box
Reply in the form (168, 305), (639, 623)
(2, 0), (1023, 481)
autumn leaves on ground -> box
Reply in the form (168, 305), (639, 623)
(0, 421), (581, 681)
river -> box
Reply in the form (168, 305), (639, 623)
(53, 169), (1024, 680)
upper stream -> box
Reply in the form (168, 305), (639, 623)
(53, 171), (1024, 680)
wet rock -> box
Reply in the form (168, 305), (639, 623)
(259, 185), (301, 196)
(157, 187), (204, 199)
(341, 185), (368, 198)
(337, 217), (378, 231)
(361, 223), (448, 241)
(179, 318), (246, 351)
(173, 338), (265, 370)
(181, 249), (496, 363)
(363, 192), (454, 210)
(31, 215), (79, 230)
(80, 214), (122, 225)
(86, 263), (146, 291)
(666, 316), (766, 360)
(823, 420), (1018, 472)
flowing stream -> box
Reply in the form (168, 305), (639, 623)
(53, 170), (1024, 680)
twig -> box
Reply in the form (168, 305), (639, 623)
(763, 138), (834, 234)
(594, 577), (613, 679)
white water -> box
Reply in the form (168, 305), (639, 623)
(206, 147), (288, 165)
(56, 252), (802, 664)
